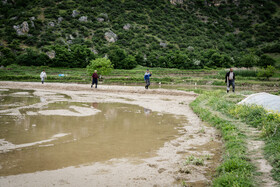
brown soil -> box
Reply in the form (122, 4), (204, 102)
(0, 81), (222, 187)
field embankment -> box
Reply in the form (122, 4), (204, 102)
(0, 65), (279, 94)
(190, 91), (280, 186)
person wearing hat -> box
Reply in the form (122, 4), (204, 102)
(144, 69), (152, 89)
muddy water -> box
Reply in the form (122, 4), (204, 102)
(0, 89), (186, 176)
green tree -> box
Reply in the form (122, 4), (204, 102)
(16, 48), (50, 66)
(70, 44), (95, 68)
(0, 47), (15, 66)
(122, 55), (137, 69)
(240, 54), (259, 68)
(257, 65), (276, 80)
(51, 45), (73, 67)
(86, 58), (113, 76)
(257, 54), (276, 67)
(108, 47), (127, 69)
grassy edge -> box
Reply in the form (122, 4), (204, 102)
(190, 92), (255, 186)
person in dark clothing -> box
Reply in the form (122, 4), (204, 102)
(144, 69), (152, 89)
(91, 70), (99, 88)
(225, 68), (235, 93)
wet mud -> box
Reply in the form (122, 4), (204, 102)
(0, 82), (222, 186)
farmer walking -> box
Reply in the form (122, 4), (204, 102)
(91, 70), (99, 88)
(144, 69), (152, 89)
(40, 70), (47, 84)
(225, 68), (235, 93)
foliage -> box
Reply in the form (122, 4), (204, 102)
(258, 54), (276, 67)
(48, 45), (95, 67)
(257, 65), (277, 80)
(0, 0), (279, 69)
(16, 48), (50, 66)
(86, 57), (113, 76)
(190, 92), (255, 187)
(240, 54), (259, 68)
(0, 46), (16, 66)
(107, 47), (137, 69)
(199, 91), (280, 184)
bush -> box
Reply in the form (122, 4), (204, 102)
(16, 48), (50, 66)
(257, 54), (276, 67)
(86, 58), (113, 76)
(257, 65), (277, 80)
(240, 54), (259, 68)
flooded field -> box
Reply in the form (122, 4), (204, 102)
(0, 82), (222, 186)
(0, 89), (186, 176)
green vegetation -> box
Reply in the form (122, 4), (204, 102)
(190, 91), (255, 186)
(86, 57), (113, 76)
(0, 65), (279, 92)
(257, 65), (277, 80)
(190, 91), (280, 186)
(0, 0), (279, 69)
(185, 155), (205, 166)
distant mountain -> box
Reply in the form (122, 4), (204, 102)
(0, 0), (279, 69)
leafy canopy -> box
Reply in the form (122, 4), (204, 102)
(86, 57), (113, 76)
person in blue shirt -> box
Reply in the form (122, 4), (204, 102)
(144, 69), (152, 89)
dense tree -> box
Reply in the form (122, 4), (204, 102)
(0, 47), (16, 66)
(240, 54), (259, 68)
(16, 48), (50, 66)
(257, 54), (276, 67)
(0, 0), (278, 69)
(86, 58), (113, 76)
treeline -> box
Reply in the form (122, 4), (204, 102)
(0, 44), (276, 69)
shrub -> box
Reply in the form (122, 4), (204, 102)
(257, 54), (276, 67)
(86, 58), (113, 76)
(240, 54), (259, 68)
(257, 65), (277, 80)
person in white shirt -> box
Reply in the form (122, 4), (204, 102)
(40, 70), (47, 84)
(225, 68), (235, 93)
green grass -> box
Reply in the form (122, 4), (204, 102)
(1, 65), (279, 91)
(190, 92), (255, 186)
(191, 91), (280, 186)
(228, 104), (280, 183)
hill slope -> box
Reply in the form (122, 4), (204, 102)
(0, 0), (279, 69)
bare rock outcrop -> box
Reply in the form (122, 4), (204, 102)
(123, 24), (131, 30)
(13, 21), (29, 36)
(72, 10), (79, 17)
(97, 18), (104, 22)
(170, 0), (183, 5)
(159, 42), (167, 48)
(104, 30), (117, 43)
(79, 16), (88, 22)
(58, 17), (63, 23)
(46, 51), (56, 59)
(48, 22), (55, 27)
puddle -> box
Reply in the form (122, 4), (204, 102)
(0, 95), (186, 176)
(0, 89), (40, 110)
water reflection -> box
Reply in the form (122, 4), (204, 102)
(0, 100), (186, 176)
(92, 102), (99, 109)
(144, 108), (152, 116)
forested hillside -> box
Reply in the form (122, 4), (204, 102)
(0, 0), (279, 69)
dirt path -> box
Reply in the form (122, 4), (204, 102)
(200, 100), (277, 187)
(0, 81), (222, 187)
